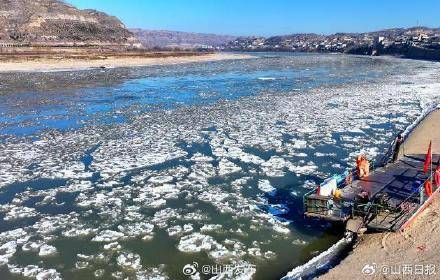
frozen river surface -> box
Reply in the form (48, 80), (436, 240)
(0, 53), (439, 280)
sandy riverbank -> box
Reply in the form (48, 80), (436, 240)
(0, 52), (254, 73)
(399, 109), (440, 156)
(321, 109), (440, 280)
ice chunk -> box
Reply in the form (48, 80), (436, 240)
(218, 158), (242, 176)
(92, 230), (125, 242)
(22, 241), (43, 252)
(166, 225), (183, 237)
(292, 139), (307, 149)
(0, 241), (17, 265)
(177, 233), (219, 253)
(94, 269), (105, 277)
(4, 206), (38, 221)
(103, 242), (121, 251)
(200, 224), (222, 233)
(36, 269), (62, 280)
(38, 244), (57, 257)
(117, 222), (154, 237)
(257, 179), (276, 194)
(75, 261), (89, 269)
(117, 252), (142, 270)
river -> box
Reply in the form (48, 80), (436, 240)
(0, 53), (439, 279)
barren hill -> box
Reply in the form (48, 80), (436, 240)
(0, 0), (140, 49)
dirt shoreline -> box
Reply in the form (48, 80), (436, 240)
(0, 52), (254, 73)
(320, 109), (440, 280)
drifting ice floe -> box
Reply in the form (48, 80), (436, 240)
(103, 242), (122, 251)
(258, 179), (276, 194)
(92, 230), (125, 242)
(4, 206), (38, 221)
(0, 241), (17, 265)
(218, 158), (242, 176)
(200, 224), (222, 232)
(38, 244), (57, 257)
(177, 233), (220, 253)
(166, 224), (193, 237)
(8, 264), (62, 280)
(117, 252), (142, 270)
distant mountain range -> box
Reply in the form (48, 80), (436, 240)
(0, 0), (140, 49)
(130, 29), (236, 49)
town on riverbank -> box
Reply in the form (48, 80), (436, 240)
(223, 27), (440, 61)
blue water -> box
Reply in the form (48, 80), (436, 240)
(0, 53), (402, 137)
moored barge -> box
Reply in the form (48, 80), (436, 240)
(304, 108), (440, 233)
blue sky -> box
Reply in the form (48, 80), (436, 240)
(67, 0), (440, 36)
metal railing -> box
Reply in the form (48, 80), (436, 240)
(303, 196), (352, 220)
(351, 173), (435, 230)
(302, 131), (438, 226)
(304, 167), (436, 229)
(377, 138), (398, 167)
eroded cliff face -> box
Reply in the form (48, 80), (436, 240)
(0, 0), (140, 48)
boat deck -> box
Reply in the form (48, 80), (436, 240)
(342, 154), (437, 231)
(305, 154), (438, 231)
(305, 109), (440, 232)
(342, 155), (433, 201)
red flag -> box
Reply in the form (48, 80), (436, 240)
(423, 141), (432, 173)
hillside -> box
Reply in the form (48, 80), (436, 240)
(130, 29), (236, 49)
(224, 27), (440, 60)
(0, 0), (140, 49)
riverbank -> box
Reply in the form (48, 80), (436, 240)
(321, 109), (440, 280)
(0, 52), (254, 72)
